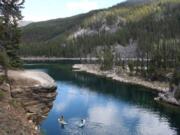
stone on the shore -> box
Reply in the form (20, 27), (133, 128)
(155, 85), (180, 106)
(0, 82), (11, 99)
(0, 82), (10, 92)
(155, 93), (180, 106)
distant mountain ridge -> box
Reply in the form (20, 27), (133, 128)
(20, 0), (180, 58)
(18, 21), (33, 27)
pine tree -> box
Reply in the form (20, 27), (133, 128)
(0, 49), (9, 79)
(0, 0), (25, 68)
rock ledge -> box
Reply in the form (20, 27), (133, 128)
(8, 70), (57, 124)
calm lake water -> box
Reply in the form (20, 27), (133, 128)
(25, 63), (180, 135)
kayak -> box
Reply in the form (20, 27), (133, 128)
(58, 118), (68, 125)
(78, 119), (86, 128)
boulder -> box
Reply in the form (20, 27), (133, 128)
(0, 82), (11, 99)
(0, 82), (10, 92)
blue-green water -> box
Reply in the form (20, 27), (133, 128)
(25, 63), (180, 135)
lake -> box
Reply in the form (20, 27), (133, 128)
(25, 63), (180, 135)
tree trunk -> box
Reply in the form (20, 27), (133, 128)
(4, 69), (8, 80)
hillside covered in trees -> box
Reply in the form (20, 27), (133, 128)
(20, 0), (180, 59)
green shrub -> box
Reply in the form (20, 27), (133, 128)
(0, 75), (6, 84)
(0, 51), (9, 79)
(0, 76), (4, 84)
(0, 90), (4, 100)
(148, 64), (156, 75)
(174, 88), (180, 100)
(128, 61), (134, 73)
(172, 68), (180, 85)
(141, 69), (148, 78)
(100, 47), (114, 70)
(9, 99), (20, 108)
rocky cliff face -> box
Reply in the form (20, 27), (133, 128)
(0, 83), (39, 135)
(8, 70), (57, 124)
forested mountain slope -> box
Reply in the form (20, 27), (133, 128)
(20, 0), (180, 59)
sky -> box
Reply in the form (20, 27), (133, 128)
(22, 0), (126, 22)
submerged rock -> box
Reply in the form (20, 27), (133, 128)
(8, 70), (57, 124)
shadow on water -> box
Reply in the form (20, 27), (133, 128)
(24, 63), (180, 134)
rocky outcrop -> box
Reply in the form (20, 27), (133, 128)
(70, 28), (98, 39)
(8, 70), (57, 124)
(69, 16), (125, 40)
(95, 42), (138, 60)
(155, 93), (180, 106)
(113, 43), (138, 59)
(155, 85), (180, 106)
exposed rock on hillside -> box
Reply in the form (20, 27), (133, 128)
(70, 28), (98, 39)
(114, 43), (138, 59)
(95, 42), (138, 59)
(69, 17), (125, 39)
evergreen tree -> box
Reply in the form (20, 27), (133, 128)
(100, 46), (114, 70)
(0, 0), (24, 67)
(0, 49), (9, 79)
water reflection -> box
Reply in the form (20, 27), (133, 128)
(88, 102), (119, 125)
(87, 102), (177, 135)
(54, 85), (78, 112)
(24, 64), (180, 135)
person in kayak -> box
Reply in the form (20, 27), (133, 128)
(79, 119), (86, 128)
(58, 115), (68, 126)
(60, 116), (64, 122)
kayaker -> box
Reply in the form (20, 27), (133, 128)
(60, 116), (64, 122)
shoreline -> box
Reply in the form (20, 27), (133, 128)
(21, 57), (98, 61)
(73, 64), (169, 93)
